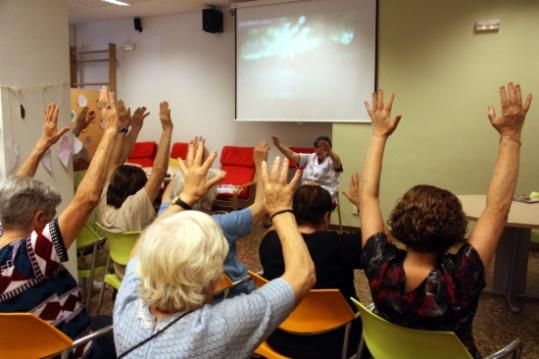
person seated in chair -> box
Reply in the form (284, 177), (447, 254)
(158, 140), (269, 295)
(98, 101), (171, 279)
(272, 135), (343, 200)
(113, 140), (316, 358)
(259, 184), (363, 359)
(0, 88), (119, 358)
(348, 85), (532, 359)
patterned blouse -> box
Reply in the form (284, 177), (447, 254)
(361, 232), (486, 358)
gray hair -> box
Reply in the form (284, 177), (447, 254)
(170, 170), (219, 213)
(0, 176), (61, 230)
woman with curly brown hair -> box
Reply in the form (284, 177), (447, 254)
(346, 84), (532, 358)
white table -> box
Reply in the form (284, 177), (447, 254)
(458, 194), (539, 312)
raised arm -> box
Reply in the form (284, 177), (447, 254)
(271, 135), (300, 163)
(318, 139), (342, 170)
(262, 157), (316, 305)
(105, 100), (130, 182)
(120, 106), (149, 164)
(132, 139), (225, 256)
(468, 83), (532, 267)
(359, 91), (402, 245)
(249, 140), (270, 223)
(16, 103), (69, 177)
(144, 101), (173, 202)
(58, 87), (119, 248)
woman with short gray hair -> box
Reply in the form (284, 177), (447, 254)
(0, 88), (119, 358)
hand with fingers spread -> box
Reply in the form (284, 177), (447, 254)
(17, 103), (70, 177)
(131, 106), (149, 131)
(41, 103), (70, 146)
(364, 90), (402, 138)
(488, 82), (532, 141)
(260, 157), (302, 216)
(116, 100), (131, 129)
(74, 106), (93, 136)
(344, 172), (362, 208)
(159, 101), (173, 132)
(98, 86), (119, 131)
(176, 139), (225, 206)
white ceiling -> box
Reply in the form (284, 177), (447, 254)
(68, 0), (235, 24)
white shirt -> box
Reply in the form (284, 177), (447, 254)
(298, 153), (341, 198)
(98, 184), (156, 233)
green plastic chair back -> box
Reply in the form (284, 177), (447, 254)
(76, 223), (104, 250)
(95, 223), (140, 266)
(351, 298), (473, 359)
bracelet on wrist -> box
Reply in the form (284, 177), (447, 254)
(500, 135), (521, 145)
(271, 209), (294, 220)
(118, 126), (129, 134)
(173, 197), (193, 210)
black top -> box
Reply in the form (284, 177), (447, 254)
(260, 229), (362, 302)
(362, 232), (486, 359)
(259, 229), (364, 359)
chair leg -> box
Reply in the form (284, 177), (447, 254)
(95, 255), (111, 316)
(341, 322), (351, 359)
(85, 242), (98, 309)
(355, 335), (365, 359)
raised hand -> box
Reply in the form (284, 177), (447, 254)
(159, 101), (173, 132)
(254, 140), (270, 166)
(260, 157), (301, 216)
(74, 107), (93, 136)
(364, 90), (402, 138)
(317, 139), (331, 152)
(343, 172), (362, 208)
(41, 103), (69, 146)
(271, 135), (281, 147)
(131, 106), (149, 130)
(177, 138), (225, 205)
(488, 82), (532, 140)
(116, 100), (131, 129)
(98, 86), (119, 131)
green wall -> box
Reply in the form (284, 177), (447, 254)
(334, 0), (539, 226)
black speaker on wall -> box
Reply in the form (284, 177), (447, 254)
(203, 8), (223, 33)
(134, 17), (143, 32)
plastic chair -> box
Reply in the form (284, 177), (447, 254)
(76, 223), (107, 308)
(251, 272), (360, 359)
(0, 312), (112, 359)
(94, 223), (141, 315)
(351, 298), (522, 359)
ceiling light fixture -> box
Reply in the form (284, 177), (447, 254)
(101, 0), (131, 6)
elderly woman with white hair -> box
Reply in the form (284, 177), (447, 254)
(157, 140), (270, 295)
(113, 140), (316, 358)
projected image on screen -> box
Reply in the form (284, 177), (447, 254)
(236, 0), (376, 122)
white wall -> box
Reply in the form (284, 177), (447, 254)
(0, 0), (77, 274)
(74, 10), (332, 162)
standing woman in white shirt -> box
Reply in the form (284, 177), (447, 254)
(272, 135), (343, 200)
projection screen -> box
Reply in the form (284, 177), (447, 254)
(235, 0), (377, 122)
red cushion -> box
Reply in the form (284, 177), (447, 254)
(220, 146), (254, 167)
(129, 142), (157, 159)
(289, 147), (315, 168)
(218, 165), (255, 199)
(171, 142), (189, 160)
